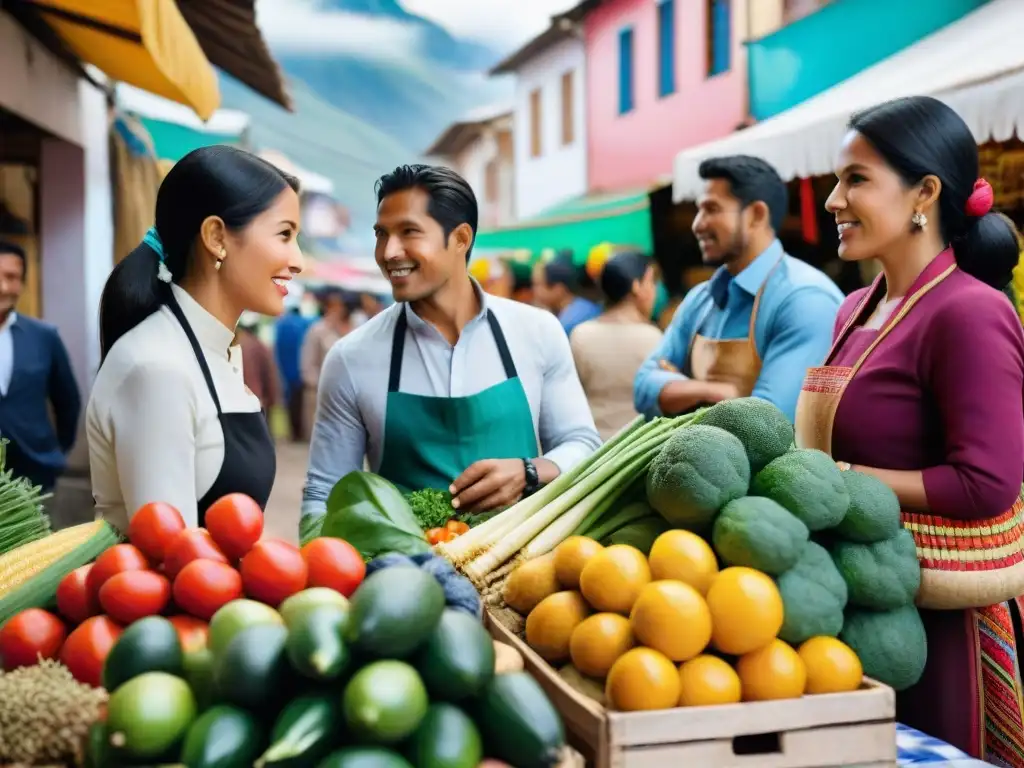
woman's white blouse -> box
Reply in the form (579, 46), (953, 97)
(87, 285), (261, 530)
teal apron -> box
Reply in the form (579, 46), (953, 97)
(377, 306), (539, 494)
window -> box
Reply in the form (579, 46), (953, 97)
(560, 70), (575, 145)
(529, 88), (542, 157)
(657, 0), (675, 97)
(706, 0), (731, 77)
(618, 27), (634, 114)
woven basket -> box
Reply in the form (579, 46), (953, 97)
(903, 488), (1024, 610)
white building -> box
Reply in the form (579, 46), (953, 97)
(425, 106), (516, 230)
(490, 16), (587, 221)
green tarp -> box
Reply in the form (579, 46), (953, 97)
(141, 117), (241, 163)
(474, 189), (653, 265)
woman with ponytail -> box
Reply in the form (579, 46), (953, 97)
(569, 251), (662, 440)
(87, 146), (303, 530)
(792, 95), (1024, 762)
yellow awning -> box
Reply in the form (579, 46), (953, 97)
(27, 0), (220, 120)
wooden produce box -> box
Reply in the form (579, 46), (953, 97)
(486, 611), (897, 768)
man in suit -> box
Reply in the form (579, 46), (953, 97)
(0, 241), (81, 491)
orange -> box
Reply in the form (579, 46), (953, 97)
(525, 591), (591, 663)
(553, 536), (605, 589)
(630, 581), (711, 662)
(605, 647), (681, 711)
(736, 639), (807, 701)
(678, 655), (742, 707)
(798, 636), (863, 694)
(705, 567), (783, 655)
(570, 613), (636, 677)
(579, 545), (651, 614)
(648, 530), (719, 595)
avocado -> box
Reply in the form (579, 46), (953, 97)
(102, 615), (184, 691)
(285, 605), (351, 681)
(214, 623), (290, 712)
(346, 566), (445, 658)
(317, 747), (414, 768)
(257, 692), (341, 767)
(406, 703), (483, 768)
(414, 609), (494, 702)
(180, 704), (263, 768)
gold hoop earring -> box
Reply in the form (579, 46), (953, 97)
(215, 247), (226, 271)
(911, 211), (928, 230)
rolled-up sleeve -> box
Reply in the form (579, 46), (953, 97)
(921, 293), (1024, 519)
(537, 314), (601, 471)
(634, 293), (697, 418)
(753, 287), (841, 423)
(301, 344), (367, 519)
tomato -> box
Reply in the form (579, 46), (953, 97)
(240, 539), (308, 607)
(167, 615), (209, 653)
(60, 614), (122, 687)
(301, 537), (366, 597)
(127, 502), (186, 563)
(173, 559), (243, 620)
(98, 570), (171, 625)
(56, 564), (100, 625)
(445, 520), (470, 536)
(0, 608), (67, 670)
(86, 544), (150, 599)
(426, 527), (453, 545)
(162, 528), (228, 580)
(204, 494), (264, 561)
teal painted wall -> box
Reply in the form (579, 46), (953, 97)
(141, 118), (241, 162)
(747, 0), (989, 120)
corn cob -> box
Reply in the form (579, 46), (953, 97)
(0, 520), (121, 624)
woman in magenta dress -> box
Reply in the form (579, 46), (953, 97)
(794, 95), (1024, 765)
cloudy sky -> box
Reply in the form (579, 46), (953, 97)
(256, 0), (578, 58)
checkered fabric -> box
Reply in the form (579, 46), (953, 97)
(897, 722), (991, 765)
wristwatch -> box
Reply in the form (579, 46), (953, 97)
(522, 459), (540, 497)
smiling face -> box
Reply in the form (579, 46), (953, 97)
(826, 131), (931, 262)
(374, 187), (471, 303)
(219, 186), (303, 316)
(0, 251), (25, 318)
(692, 178), (748, 267)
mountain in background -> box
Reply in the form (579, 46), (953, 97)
(222, 0), (514, 251)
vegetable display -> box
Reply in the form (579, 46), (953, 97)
(0, 439), (52, 557)
(472, 397), (926, 696)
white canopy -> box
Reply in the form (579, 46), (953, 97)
(672, 0), (1024, 201)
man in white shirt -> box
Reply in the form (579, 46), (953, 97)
(302, 165), (600, 530)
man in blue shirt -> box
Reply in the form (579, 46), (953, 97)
(532, 255), (601, 336)
(635, 156), (843, 423)
(274, 302), (310, 441)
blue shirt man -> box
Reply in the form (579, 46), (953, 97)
(635, 156), (843, 423)
(532, 257), (601, 336)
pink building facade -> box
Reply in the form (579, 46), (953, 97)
(584, 0), (748, 192)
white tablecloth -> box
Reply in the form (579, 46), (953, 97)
(897, 723), (991, 765)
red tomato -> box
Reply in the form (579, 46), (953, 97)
(98, 570), (171, 625)
(0, 608), (67, 670)
(56, 564), (100, 625)
(127, 502), (186, 563)
(86, 544), (150, 599)
(162, 528), (228, 580)
(173, 560), (243, 620)
(426, 527), (453, 545)
(445, 520), (470, 536)
(204, 494), (264, 560)
(167, 615), (209, 653)
(301, 537), (366, 598)
(60, 615), (122, 687)
(240, 539), (308, 607)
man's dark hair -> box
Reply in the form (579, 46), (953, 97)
(375, 164), (478, 262)
(698, 155), (788, 233)
(543, 256), (578, 290)
(0, 240), (26, 276)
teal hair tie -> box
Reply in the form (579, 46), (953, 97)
(143, 227), (172, 283)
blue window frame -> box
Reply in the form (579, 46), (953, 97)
(657, 0), (675, 97)
(618, 27), (634, 114)
(708, 0), (731, 76)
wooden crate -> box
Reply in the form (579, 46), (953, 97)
(486, 611), (897, 768)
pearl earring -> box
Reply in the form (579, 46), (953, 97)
(911, 211), (928, 229)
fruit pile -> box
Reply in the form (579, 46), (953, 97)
(512, 532), (865, 712)
(87, 563), (567, 768)
(0, 495), (367, 687)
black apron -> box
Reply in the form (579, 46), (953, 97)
(167, 296), (276, 525)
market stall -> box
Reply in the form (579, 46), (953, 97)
(0, 401), (996, 767)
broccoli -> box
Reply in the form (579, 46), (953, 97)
(406, 488), (455, 530)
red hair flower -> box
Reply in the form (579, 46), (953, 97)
(965, 178), (994, 218)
